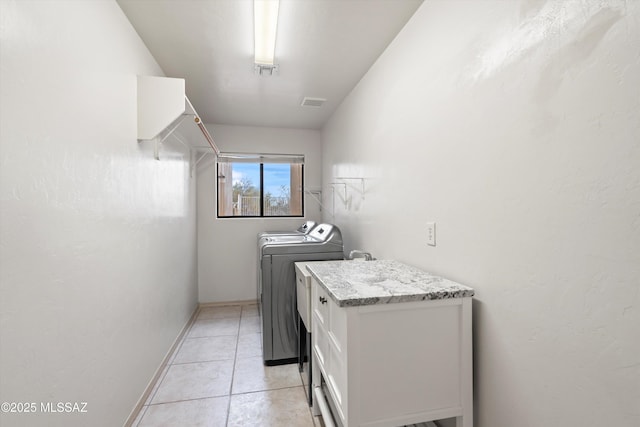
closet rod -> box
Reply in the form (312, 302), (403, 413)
(185, 97), (220, 156)
(194, 116), (220, 156)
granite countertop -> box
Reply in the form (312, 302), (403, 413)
(305, 259), (474, 307)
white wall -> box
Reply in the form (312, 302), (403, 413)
(197, 124), (322, 303)
(0, 1), (198, 426)
(322, 1), (639, 426)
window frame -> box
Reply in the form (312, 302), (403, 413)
(216, 161), (304, 219)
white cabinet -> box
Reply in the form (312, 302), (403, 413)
(311, 276), (473, 427)
(137, 75), (186, 141)
(312, 282), (348, 421)
(136, 75), (219, 157)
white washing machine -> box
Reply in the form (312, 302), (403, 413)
(256, 221), (318, 305)
(258, 224), (344, 364)
(257, 220), (316, 239)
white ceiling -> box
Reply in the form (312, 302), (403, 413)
(117, 0), (423, 130)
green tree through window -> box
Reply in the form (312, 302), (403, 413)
(217, 162), (303, 217)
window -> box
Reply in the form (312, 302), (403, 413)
(217, 153), (304, 218)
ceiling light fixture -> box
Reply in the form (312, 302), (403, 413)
(254, 0), (280, 75)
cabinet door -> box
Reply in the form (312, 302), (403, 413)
(326, 295), (348, 423)
(327, 337), (347, 421)
(312, 279), (329, 374)
(313, 318), (329, 374)
(313, 282), (330, 329)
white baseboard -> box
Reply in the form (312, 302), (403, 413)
(123, 305), (199, 427)
(198, 299), (258, 308)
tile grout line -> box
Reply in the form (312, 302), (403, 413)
(170, 357), (234, 366)
(141, 305), (315, 426)
(232, 303), (315, 426)
(145, 394), (229, 407)
(225, 312), (243, 427)
(231, 384), (307, 397)
(143, 309), (237, 407)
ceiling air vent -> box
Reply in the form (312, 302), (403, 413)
(301, 97), (326, 107)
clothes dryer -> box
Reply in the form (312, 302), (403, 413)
(258, 224), (344, 364)
(257, 220), (316, 239)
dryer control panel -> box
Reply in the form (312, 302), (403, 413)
(308, 223), (342, 245)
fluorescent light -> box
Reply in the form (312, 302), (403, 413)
(254, 0), (280, 65)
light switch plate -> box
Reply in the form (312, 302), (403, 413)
(427, 222), (436, 246)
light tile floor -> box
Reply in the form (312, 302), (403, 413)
(132, 303), (321, 427)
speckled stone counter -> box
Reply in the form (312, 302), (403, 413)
(305, 259), (474, 307)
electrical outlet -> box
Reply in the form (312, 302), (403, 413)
(427, 222), (436, 246)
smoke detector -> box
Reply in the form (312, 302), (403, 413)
(301, 97), (326, 107)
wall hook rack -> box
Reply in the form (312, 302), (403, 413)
(329, 183), (348, 217)
(303, 188), (325, 212)
(335, 177), (365, 199)
(329, 182), (347, 203)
